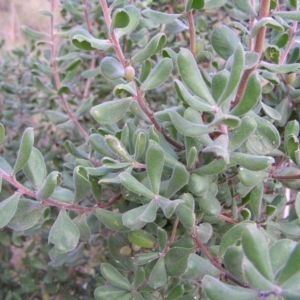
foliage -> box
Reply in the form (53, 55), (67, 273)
(1, 0), (300, 299)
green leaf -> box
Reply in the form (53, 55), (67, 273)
(211, 25), (239, 60)
(122, 205), (148, 230)
(134, 131), (148, 160)
(73, 166), (91, 203)
(49, 210), (79, 253)
(194, 158), (227, 175)
(157, 227), (168, 251)
(146, 144), (164, 194)
(231, 152), (274, 171)
(165, 247), (193, 276)
(37, 171), (62, 200)
(250, 183), (263, 220)
(164, 164), (189, 198)
(89, 134), (115, 157)
(198, 191), (221, 216)
(23, 148), (47, 189)
(223, 246), (244, 282)
(270, 239), (297, 274)
(185, 0), (205, 11)
(91, 98), (133, 125)
(229, 116), (257, 151)
(141, 58), (173, 91)
(261, 102), (281, 121)
(7, 199), (42, 231)
(176, 204), (195, 229)
(189, 173), (213, 196)
(20, 25), (47, 38)
(116, 5), (140, 38)
(242, 225), (273, 281)
(230, 72), (261, 116)
(100, 263), (131, 290)
(119, 173), (155, 199)
(218, 44), (244, 104)
(13, 127), (34, 175)
(105, 135), (134, 162)
(174, 80), (214, 112)
(260, 61), (300, 73)
(203, 275), (258, 300)
(232, 0), (257, 16)
(245, 112), (280, 155)
(0, 192), (21, 229)
(72, 214), (91, 242)
(265, 45), (280, 64)
(45, 110), (69, 123)
(167, 285), (184, 300)
(202, 134), (229, 163)
(128, 230), (157, 248)
(0, 123), (4, 146)
(100, 57), (124, 80)
(94, 208), (128, 232)
(219, 222), (255, 256)
(111, 9), (130, 30)
(278, 243), (300, 284)
(70, 28), (112, 51)
(158, 197), (183, 218)
(212, 70), (229, 102)
(94, 286), (128, 300)
(132, 33), (166, 62)
(142, 9), (181, 24)
(182, 253), (219, 280)
(238, 168), (268, 187)
(149, 258), (167, 289)
(250, 17), (283, 38)
(138, 200), (158, 223)
(242, 258), (275, 290)
(196, 223), (213, 243)
(168, 110), (214, 138)
(177, 48), (215, 105)
(64, 140), (89, 159)
(273, 11), (300, 21)
(204, 0), (227, 9)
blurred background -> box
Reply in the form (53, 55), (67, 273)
(0, 0), (60, 54)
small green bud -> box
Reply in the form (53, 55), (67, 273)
(124, 65), (135, 81)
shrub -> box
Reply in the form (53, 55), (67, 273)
(1, 0), (300, 299)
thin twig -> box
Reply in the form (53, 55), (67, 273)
(231, 0), (270, 109)
(136, 88), (184, 150)
(99, 0), (126, 67)
(50, 0), (88, 139)
(192, 231), (246, 287)
(169, 217), (180, 245)
(186, 10), (196, 57)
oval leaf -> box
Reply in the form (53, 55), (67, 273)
(141, 58), (173, 91)
(0, 192), (21, 229)
(91, 98), (133, 125)
(48, 210), (80, 253)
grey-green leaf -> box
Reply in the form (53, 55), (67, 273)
(23, 147), (47, 189)
(132, 33), (166, 62)
(13, 127), (34, 175)
(111, 9), (130, 30)
(148, 258), (167, 289)
(142, 9), (181, 24)
(100, 57), (124, 80)
(48, 210), (80, 253)
(177, 48), (215, 105)
(100, 263), (131, 290)
(141, 58), (173, 91)
(91, 98), (133, 125)
(73, 166), (92, 203)
(0, 192), (21, 229)
(37, 171), (63, 200)
(211, 25), (239, 60)
(146, 144), (164, 194)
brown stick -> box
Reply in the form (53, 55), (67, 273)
(231, 0), (270, 109)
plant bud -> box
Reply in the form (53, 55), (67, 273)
(119, 246), (131, 256)
(286, 73), (296, 85)
(124, 65), (135, 81)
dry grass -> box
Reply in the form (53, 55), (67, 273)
(0, 0), (60, 54)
